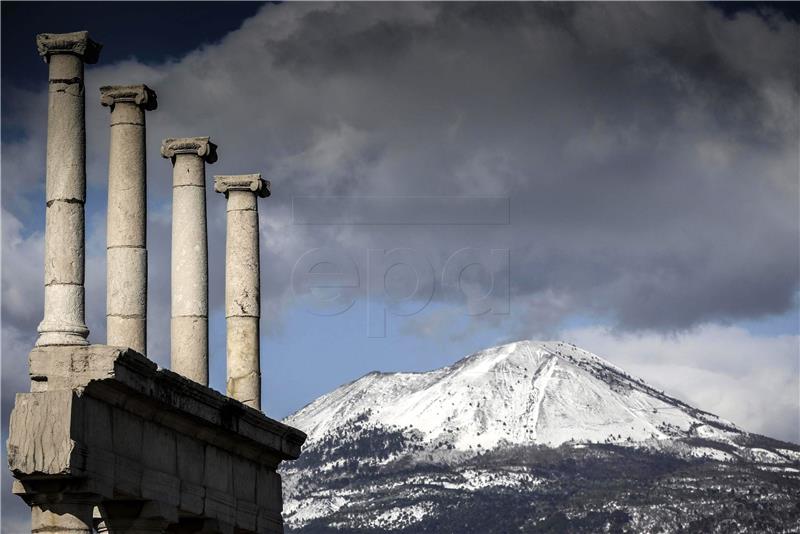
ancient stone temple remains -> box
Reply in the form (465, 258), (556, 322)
(7, 31), (305, 534)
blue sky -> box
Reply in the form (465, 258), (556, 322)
(2, 3), (799, 528)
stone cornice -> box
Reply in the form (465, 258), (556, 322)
(26, 345), (306, 461)
(214, 174), (271, 198)
(36, 31), (102, 64)
(160, 137), (218, 163)
(100, 84), (157, 111)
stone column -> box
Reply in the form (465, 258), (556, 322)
(35, 31), (101, 347)
(100, 85), (157, 355)
(214, 175), (270, 410)
(161, 138), (217, 385)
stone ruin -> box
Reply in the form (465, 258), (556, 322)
(6, 31), (306, 534)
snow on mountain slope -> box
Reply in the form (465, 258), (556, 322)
(284, 340), (741, 451)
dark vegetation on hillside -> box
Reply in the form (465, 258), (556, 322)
(286, 427), (800, 534)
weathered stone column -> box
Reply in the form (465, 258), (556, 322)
(214, 175), (270, 410)
(100, 85), (157, 355)
(161, 137), (217, 385)
(35, 31), (101, 347)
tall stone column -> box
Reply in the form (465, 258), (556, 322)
(214, 175), (270, 410)
(161, 137), (217, 385)
(35, 31), (101, 347)
(100, 85), (157, 355)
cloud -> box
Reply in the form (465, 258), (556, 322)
(562, 324), (799, 443)
(4, 3), (798, 341)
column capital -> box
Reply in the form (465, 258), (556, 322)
(100, 84), (157, 111)
(161, 137), (217, 163)
(36, 31), (102, 64)
(214, 174), (271, 198)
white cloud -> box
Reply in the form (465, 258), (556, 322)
(562, 324), (800, 443)
(1, 209), (43, 330)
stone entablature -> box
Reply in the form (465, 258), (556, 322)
(8, 346), (305, 533)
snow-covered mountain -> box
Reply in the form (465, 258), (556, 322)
(287, 340), (741, 451)
(281, 340), (800, 532)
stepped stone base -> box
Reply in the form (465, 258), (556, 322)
(7, 345), (306, 533)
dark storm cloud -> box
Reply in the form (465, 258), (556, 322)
(2, 2), (798, 346)
(246, 2), (799, 332)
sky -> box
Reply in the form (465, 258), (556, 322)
(1, 2), (799, 529)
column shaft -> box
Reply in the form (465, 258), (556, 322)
(106, 102), (147, 353)
(226, 191), (261, 408)
(37, 53), (89, 346)
(170, 153), (209, 384)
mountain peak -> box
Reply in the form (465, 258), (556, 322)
(285, 339), (740, 452)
